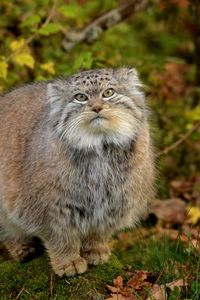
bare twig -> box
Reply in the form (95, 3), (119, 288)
(49, 272), (55, 296)
(156, 121), (200, 158)
(15, 288), (30, 299)
(62, 0), (148, 51)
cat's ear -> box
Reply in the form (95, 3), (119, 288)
(115, 68), (142, 88)
(47, 82), (65, 117)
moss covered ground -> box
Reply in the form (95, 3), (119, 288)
(0, 248), (124, 300)
(0, 229), (199, 299)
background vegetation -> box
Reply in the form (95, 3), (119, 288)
(0, 0), (199, 299)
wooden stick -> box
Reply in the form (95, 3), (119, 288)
(62, 0), (148, 51)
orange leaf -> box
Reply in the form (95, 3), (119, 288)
(113, 276), (124, 289)
(106, 285), (120, 293)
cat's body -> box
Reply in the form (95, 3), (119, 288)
(0, 68), (154, 276)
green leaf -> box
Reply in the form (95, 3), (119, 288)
(0, 61), (8, 79)
(10, 38), (25, 51)
(186, 106), (200, 122)
(38, 23), (61, 36)
(21, 15), (41, 27)
(58, 4), (83, 19)
(14, 53), (35, 69)
(73, 52), (93, 70)
(40, 61), (55, 74)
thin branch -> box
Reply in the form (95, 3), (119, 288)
(49, 272), (55, 296)
(62, 0), (148, 51)
(155, 121), (200, 158)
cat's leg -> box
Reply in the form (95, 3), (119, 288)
(3, 237), (41, 261)
(42, 231), (87, 277)
(81, 233), (111, 266)
(1, 219), (41, 261)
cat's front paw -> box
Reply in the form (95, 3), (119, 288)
(83, 245), (111, 265)
(53, 256), (87, 277)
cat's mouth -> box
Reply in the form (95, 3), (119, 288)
(89, 115), (108, 125)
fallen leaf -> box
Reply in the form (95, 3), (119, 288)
(107, 285), (121, 293)
(166, 278), (186, 290)
(147, 284), (167, 300)
(113, 276), (124, 289)
(171, 180), (193, 194)
(150, 198), (187, 224)
(105, 295), (126, 300)
(127, 271), (148, 290)
(191, 239), (200, 252)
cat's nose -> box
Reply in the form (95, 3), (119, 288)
(91, 105), (102, 113)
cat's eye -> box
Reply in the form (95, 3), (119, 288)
(102, 88), (115, 98)
(74, 93), (88, 102)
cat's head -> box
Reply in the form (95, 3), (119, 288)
(47, 68), (147, 150)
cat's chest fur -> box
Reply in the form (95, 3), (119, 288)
(53, 144), (133, 233)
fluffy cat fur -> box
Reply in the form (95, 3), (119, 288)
(0, 68), (154, 276)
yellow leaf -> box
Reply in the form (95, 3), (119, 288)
(0, 61), (8, 79)
(10, 38), (25, 51)
(14, 53), (35, 69)
(40, 62), (55, 74)
(187, 206), (200, 224)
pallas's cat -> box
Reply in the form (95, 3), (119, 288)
(0, 68), (154, 276)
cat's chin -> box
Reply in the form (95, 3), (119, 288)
(89, 116), (108, 128)
(65, 125), (134, 151)
(90, 115), (108, 126)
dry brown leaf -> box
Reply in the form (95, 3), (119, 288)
(171, 180), (193, 194)
(182, 224), (200, 239)
(113, 276), (124, 289)
(120, 286), (132, 298)
(127, 271), (148, 290)
(147, 278), (187, 300)
(191, 239), (200, 252)
(105, 295), (126, 300)
(105, 294), (133, 300)
(170, 177), (200, 206)
(107, 285), (121, 294)
(150, 198), (187, 224)
(166, 278), (187, 291)
(147, 284), (167, 300)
